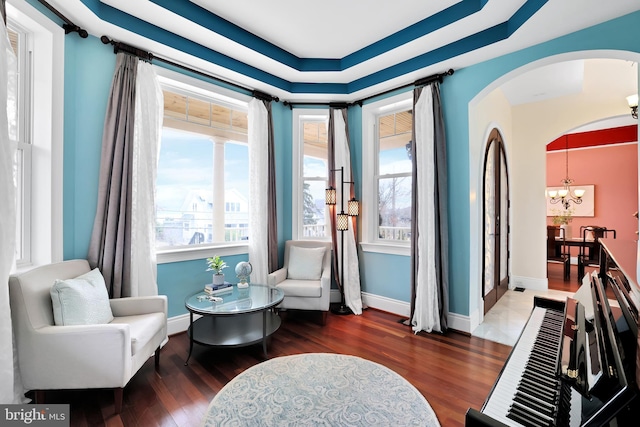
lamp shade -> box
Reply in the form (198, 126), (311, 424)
(348, 198), (359, 216)
(325, 187), (336, 205)
(573, 188), (585, 198)
(627, 94), (639, 108)
(337, 212), (349, 231)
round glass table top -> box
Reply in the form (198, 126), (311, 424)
(185, 284), (284, 315)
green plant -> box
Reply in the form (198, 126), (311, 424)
(206, 256), (228, 275)
(552, 209), (573, 226)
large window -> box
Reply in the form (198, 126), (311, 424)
(8, 2), (64, 270)
(156, 77), (250, 252)
(377, 108), (413, 242)
(8, 23), (31, 265)
(292, 109), (330, 239)
(361, 93), (413, 255)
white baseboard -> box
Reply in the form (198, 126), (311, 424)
(361, 292), (471, 334)
(511, 275), (548, 291)
(361, 292), (410, 318)
(168, 313), (197, 336)
(167, 291), (470, 335)
(447, 312), (471, 334)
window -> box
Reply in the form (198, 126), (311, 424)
(8, 2), (64, 270)
(292, 109), (330, 239)
(361, 93), (413, 255)
(155, 72), (251, 257)
(8, 24), (31, 265)
(377, 108), (413, 242)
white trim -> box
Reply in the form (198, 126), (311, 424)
(468, 308), (481, 335)
(167, 292), (470, 334)
(155, 67), (251, 106)
(447, 312), (472, 334)
(154, 67), (253, 261)
(157, 243), (248, 264)
(8, 1), (64, 270)
(360, 242), (410, 256)
(361, 91), (413, 247)
(362, 291), (410, 318)
(291, 108), (330, 241)
(512, 275), (548, 292)
(167, 312), (201, 336)
(470, 122), (511, 330)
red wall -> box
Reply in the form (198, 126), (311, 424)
(546, 143), (638, 241)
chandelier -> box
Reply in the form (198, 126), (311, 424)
(547, 136), (585, 210)
(627, 94), (638, 119)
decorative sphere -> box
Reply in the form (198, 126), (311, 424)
(235, 261), (252, 283)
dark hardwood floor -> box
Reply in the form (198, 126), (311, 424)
(547, 261), (599, 292)
(32, 264), (592, 427)
(35, 308), (513, 427)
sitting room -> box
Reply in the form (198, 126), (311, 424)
(2, 1), (640, 426)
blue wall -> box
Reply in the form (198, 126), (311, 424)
(55, 7), (640, 319)
(62, 36), (115, 260)
(438, 11), (640, 315)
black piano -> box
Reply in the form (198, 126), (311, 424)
(466, 239), (640, 426)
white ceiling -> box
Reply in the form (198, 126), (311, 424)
(190, 0), (460, 59)
(38, 1), (640, 102)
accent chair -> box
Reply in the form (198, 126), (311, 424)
(9, 259), (168, 413)
(267, 240), (331, 324)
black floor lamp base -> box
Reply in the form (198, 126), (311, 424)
(330, 303), (352, 315)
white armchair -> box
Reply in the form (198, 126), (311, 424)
(9, 260), (168, 413)
(267, 240), (332, 324)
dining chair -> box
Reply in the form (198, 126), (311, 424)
(547, 225), (570, 281)
(577, 226), (616, 281)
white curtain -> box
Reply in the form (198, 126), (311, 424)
(1, 16), (25, 404)
(411, 88), (441, 333)
(130, 61), (163, 296)
(333, 109), (363, 314)
(248, 98), (269, 284)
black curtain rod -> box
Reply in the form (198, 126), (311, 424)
(355, 68), (455, 106)
(100, 36), (153, 62)
(283, 69), (454, 109)
(100, 35), (279, 103)
(37, 0), (87, 38)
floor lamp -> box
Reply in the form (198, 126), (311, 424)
(326, 166), (359, 315)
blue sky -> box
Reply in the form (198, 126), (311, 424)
(157, 128), (249, 216)
(157, 127), (411, 216)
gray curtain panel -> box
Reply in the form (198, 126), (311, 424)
(327, 108), (341, 290)
(409, 91), (419, 322)
(432, 83), (450, 331)
(341, 108), (357, 233)
(264, 99), (278, 273)
(409, 83), (449, 331)
(88, 53), (138, 298)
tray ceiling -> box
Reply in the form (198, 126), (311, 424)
(34, 0), (640, 102)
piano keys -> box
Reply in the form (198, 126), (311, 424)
(466, 239), (640, 427)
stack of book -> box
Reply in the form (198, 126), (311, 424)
(204, 282), (233, 295)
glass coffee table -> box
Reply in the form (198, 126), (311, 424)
(184, 284), (284, 365)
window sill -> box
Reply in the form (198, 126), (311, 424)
(359, 242), (410, 256)
(157, 243), (248, 264)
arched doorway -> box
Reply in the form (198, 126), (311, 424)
(468, 52), (640, 333)
(482, 128), (510, 314)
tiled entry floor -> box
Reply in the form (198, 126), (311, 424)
(471, 288), (572, 346)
